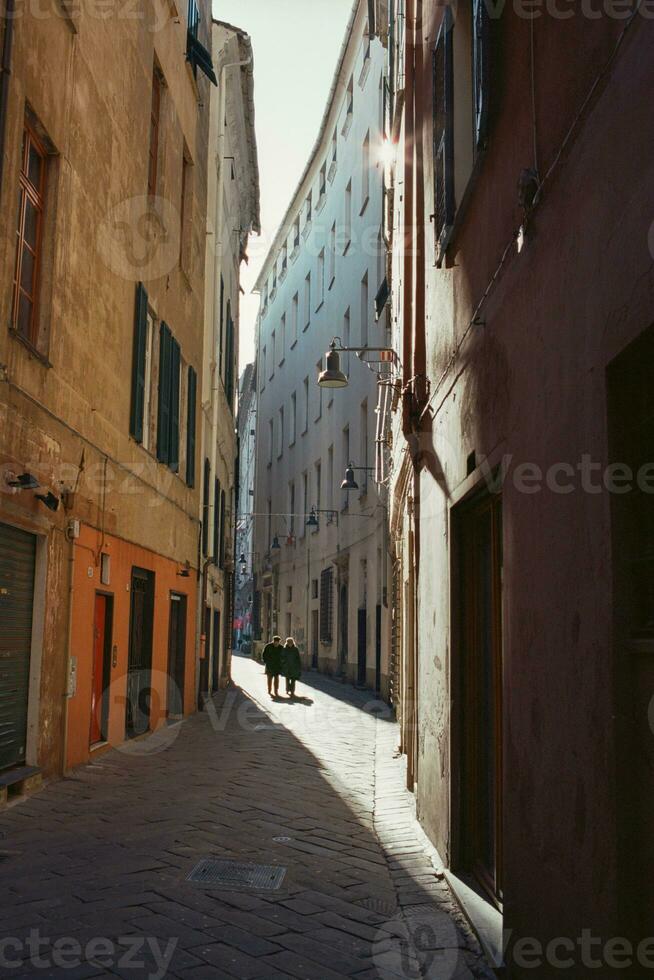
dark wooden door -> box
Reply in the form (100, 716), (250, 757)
(90, 594), (112, 744)
(167, 594), (186, 719)
(126, 568), (155, 738)
(0, 523), (36, 770)
(357, 608), (367, 686)
(339, 585), (348, 670)
(455, 493), (503, 903)
(311, 609), (319, 668)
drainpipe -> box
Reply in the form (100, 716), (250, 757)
(207, 44), (252, 685)
(0, 0), (16, 190)
(401, 0), (416, 437)
(61, 533), (76, 775)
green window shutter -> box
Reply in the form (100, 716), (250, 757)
(130, 282), (148, 442)
(202, 458), (210, 556)
(186, 366), (197, 487)
(433, 9), (454, 267)
(225, 311), (234, 409)
(169, 337), (181, 473)
(213, 480), (222, 561)
(219, 488), (226, 568)
(218, 276), (225, 376)
(157, 322), (172, 463)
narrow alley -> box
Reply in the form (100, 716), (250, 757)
(0, 658), (492, 979)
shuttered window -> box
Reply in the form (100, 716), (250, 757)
(12, 121), (48, 349)
(130, 282), (148, 442)
(202, 458), (210, 556)
(218, 480), (222, 562)
(186, 366), (197, 487)
(320, 567), (334, 643)
(473, 0), (491, 151)
(156, 322), (181, 469)
(433, 10), (454, 267)
(225, 306), (235, 411)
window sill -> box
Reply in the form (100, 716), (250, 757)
(360, 195), (369, 217)
(9, 329), (52, 368)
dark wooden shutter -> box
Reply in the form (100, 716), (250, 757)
(169, 337), (181, 472)
(218, 276), (225, 375)
(213, 478), (220, 560)
(157, 322), (172, 463)
(219, 489), (226, 568)
(225, 311), (234, 409)
(186, 366), (197, 487)
(202, 458), (210, 556)
(473, 0), (491, 151)
(433, 9), (454, 267)
(320, 567), (334, 642)
(130, 283), (148, 442)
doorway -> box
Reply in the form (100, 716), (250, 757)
(453, 492), (503, 904)
(125, 568), (155, 738)
(339, 584), (348, 671)
(0, 523), (36, 770)
(357, 607), (367, 687)
(212, 609), (221, 693)
(90, 593), (113, 745)
(167, 593), (187, 719)
(311, 609), (319, 669)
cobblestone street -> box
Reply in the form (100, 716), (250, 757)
(0, 656), (493, 979)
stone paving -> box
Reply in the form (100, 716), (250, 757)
(0, 654), (494, 980)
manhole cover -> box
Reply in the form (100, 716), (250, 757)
(187, 859), (286, 891)
(272, 836), (292, 843)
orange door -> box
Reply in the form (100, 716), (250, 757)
(90, 594), (107, 745)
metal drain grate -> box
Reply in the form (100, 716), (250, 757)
(187, 858), (286, 891)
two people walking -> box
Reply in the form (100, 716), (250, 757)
(262, 635), (302, 698)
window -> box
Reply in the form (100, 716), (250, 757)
(311, 579), (319, 600)
(279, 314), (286, 364)
(289, 481), (296, 535)
(261, 345), (267, 390)
(130, 282), (149, 445)
(316, 250), (325, 309)
(277, 406), (284, 458)
(319, 162), (327, 199)
(361, 132), (370, 211)
(180, 151), (193, 275)
(287, 586), (293, 603)
(186, 365), (197, 487)
(305, 191), (312, 227)
(473, 0), (491, 151)
(360, 399), (368, 492)
(218, 488), (226, 567)
(363, 19), (371, 63)
(293, 217), (300, 251)
(304, 273), (311, 329)
(202, 458), (211, 555)
(12, 120), (49, 349)
(331, 127), (338, 169)
(281, 242), (288, 275)
(344, 181), (352, 252)
(186, 0), (218, 85)
(291, 292), (299, 345)
(270, 330), (276, 378)
(268, 418), (273, 465)
(142, 310), (155, 451)
(342, 426), (350, 505)
(320, 567), (334, 642)
(361, 271), (369, 347)
(262, 283), (269, 311)
(290, 392), (297, 445)
(315, 460), (322, 514)
(329, 224), (336, 287)
(267, 498), (272, 551)
(213, 477), (221, 560)
(272, 265), (277, 296)
(433, 12), (454, 266)
(303, 377), (309, 434)
(301, 472), (308, 536)
(343, 307), (351, 375)
(157, 322), (181, 472)
(224, 300), (235, 409)
(148, 69), (161, 197)
(343, 76), (354, 133)
(327, 445), (334, 508)
(315, 361), (323, 421)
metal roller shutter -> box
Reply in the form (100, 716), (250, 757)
(0, 523), (36, 770)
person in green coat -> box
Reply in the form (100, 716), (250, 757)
(281, 637), (302, 697)
(262, 635), (283, 697)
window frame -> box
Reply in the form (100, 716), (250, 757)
(12, 121), (48, 351)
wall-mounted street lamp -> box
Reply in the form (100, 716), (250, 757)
(238, 551), (260, 574)
(317, 338), (399, 389)
(305, 507), (339, 527)
(341, 463), (375, 492)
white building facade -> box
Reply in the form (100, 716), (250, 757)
(200, 19), (260, 696)
(252, 0), (392, 694)
(235, 362), (257, 649)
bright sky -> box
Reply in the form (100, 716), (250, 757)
(212, 0), (354, 373)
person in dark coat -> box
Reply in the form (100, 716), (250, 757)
(262, 635), (283, 696)
(281, 637), (302, 697)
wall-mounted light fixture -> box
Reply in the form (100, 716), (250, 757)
(341, 463), (375, 492)
(317, 338), (399, 389)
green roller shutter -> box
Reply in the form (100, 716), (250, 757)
(157, 322), (172, 463)
(0, 523), (36, 771)
(130, 282), (148, 442)
(169, 337), (181, 473)
(186, 366), (197, 487)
